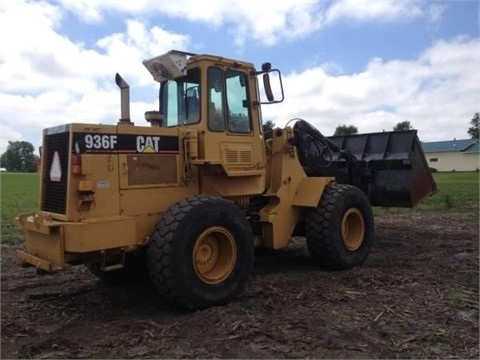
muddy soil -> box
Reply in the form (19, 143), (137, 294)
(1, 211), (478, 359)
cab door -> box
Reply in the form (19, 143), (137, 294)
(199, 66), (266, 196)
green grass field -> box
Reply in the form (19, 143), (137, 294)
(1, 171), (479, 243)
(1, 173), (40, 243)
(418, 171), (479, 211)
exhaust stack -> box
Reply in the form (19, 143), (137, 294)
(115, 73), (132, 126)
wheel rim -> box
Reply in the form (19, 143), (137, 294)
(193, 226), (237, 284)
(341, 208), (365, 251)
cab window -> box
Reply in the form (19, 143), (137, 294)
(226, 70), (251, 133)
(161, 67), (200, 126)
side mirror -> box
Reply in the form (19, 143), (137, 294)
(260, 68), (284, 104)
(263, 73), (274, 102)
(262, 62), (272, 72)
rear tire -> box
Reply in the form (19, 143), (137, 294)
(147, 195), (254, 310)
(306, 183), (374, 269)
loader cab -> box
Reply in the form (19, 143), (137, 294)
(159, 66), (252, 134)
(144, 50), (283, 197)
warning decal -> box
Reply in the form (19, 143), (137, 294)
(49, 151), (62, 182)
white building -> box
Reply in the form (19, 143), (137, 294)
(421, 138), (480, 172)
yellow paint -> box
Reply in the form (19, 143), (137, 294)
(16, 51), (336, 272)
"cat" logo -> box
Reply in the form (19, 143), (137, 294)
(136, 136), (161, 153)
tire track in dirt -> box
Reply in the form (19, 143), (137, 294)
(1, 212), (478, 359)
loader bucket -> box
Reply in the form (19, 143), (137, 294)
(327, 130), (438, 207)
(293, 121), (438, 208)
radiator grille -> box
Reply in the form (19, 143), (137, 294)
(224, 148), (253, 163)
(239, 150), (252, 163)
(41, 132), (69, 214)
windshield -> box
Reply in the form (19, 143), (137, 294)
(160, 67), (201, 127)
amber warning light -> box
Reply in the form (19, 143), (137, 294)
(72, 154), (82, 175)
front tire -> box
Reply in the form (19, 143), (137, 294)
(147, 195), (254, 310)
(306, 183), (374, 270)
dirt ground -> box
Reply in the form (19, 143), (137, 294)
(1, 211), (478, 359)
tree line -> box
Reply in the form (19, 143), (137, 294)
(0, 141), (39, 172)
(264, 114), (478, 138)
(333, 120), (413, 136)
(333, 114), (479, 138)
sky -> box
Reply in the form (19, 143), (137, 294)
(0, 0), (479, 155)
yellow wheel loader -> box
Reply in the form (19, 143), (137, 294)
(16, 50), (437, 309)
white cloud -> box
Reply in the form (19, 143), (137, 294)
(325, 0), (423, 24)
(59, 0), (326, 47)
(51, 0), (450, 54)
(57, 0), (436, 47)
(263, 37), (480, 142)
(0, 120), (25, 157)
(0, 0), (476, 157)
(226, 1), (326, 46)
(427, 4), (446, 26)
(96, 19), (190, 84)
(0, 1), (190, 154)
